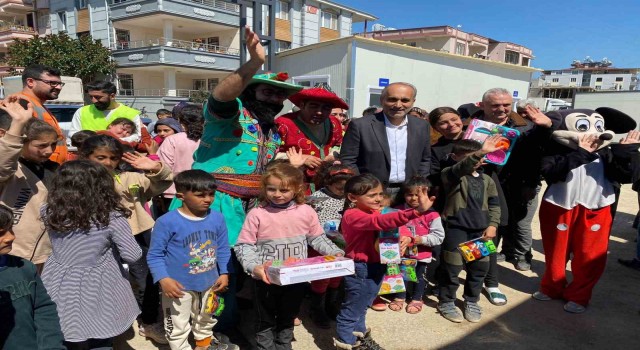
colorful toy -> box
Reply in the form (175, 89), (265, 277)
(324, 220), (346, 249)
(379, 237), (401, 264)
(463, 119), (521, 165)
(379, 274), (405, 295)
(202, 290), (225, 317)
(457, 237), (497, 262)
(400, 259), (418, 282)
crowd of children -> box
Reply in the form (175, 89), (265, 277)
(2, 89), (632, 350)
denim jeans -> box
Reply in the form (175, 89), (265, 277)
(335, 262), (385, 345)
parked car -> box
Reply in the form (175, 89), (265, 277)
(46, 104), (83, 148)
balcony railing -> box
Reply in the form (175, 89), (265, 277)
(0, 24), (35, 33)
(110, 0), (239, 12)
(111, 37), (240, 56)
(118, 88), (208, 98)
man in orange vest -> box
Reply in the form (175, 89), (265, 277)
(17, 64), (68, 164)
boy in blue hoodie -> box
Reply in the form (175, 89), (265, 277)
(0, 204), (65, 350)
(148, 170), (232, 350)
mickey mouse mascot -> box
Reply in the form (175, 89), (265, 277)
(531, 107), (640, 313)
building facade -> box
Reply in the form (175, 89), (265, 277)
(532, 58), (640, 99)
(44, 0), (375, 111)
(360, 25), (533, 67)
(275, 36), (537, 117)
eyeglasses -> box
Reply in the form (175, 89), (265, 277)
(33, 78), (65, 88)
(258, 88), (288, 98)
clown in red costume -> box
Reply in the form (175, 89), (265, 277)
(532, 107), (640, 313)
(276, 88), (348, 189)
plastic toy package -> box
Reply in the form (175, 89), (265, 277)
(457, 237), (497, 262)
(201, 289), (225, 317)
(378, 263), (406, 294)
(463, 119), (521, 165)
(323, 220), (346, 249)
(400, 258), (418, 282)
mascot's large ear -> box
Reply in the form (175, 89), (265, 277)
(544, 110), (566, 130)
(595, 107), (637, 133)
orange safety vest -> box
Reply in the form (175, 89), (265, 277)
(17, 91), (68, 164)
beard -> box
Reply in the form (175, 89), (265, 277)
(240, 89), (284, 125)
(94, 101), (111, 111)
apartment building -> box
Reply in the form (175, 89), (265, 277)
(46, 0), (375, 111)
(0, 0), (51, 75)
(361, 25), (533, 67)
(534, 58), (640, 99)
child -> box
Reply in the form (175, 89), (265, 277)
(334, 173), (434, 350)
(68, 130), (97, 160)
(437, 136), (501, 323)
(40, 160), (142, 349)
(147, 108), (172, 137)
(392, 176), (445, 314)
(234, 162), (344, 349)
(307, 162), (355, 328)
(0, 204), (65, 350)
(79, 134), (173, 344)
(0, 97), (58, 269)
(146, 117), (183, 161)
(147, 170), (232, 350)
(156, 104), (204, 216)
(107, 117), (137, 139)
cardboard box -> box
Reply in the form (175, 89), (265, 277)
(266, 256), (355, 286)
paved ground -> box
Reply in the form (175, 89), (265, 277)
(117, 185), (640, 350)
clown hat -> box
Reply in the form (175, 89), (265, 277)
(289, 87), (349, 110)
(249, 72), (303, 96)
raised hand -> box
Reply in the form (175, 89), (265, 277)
(0, 95), (33, 135)
(578, 133), (603, 153)
(244, 26), (265, 64)
(524, 105), (553, 128)
(286, 147), (305, 168)
(480, 134), (504, 155)
(145, 140), (159, 155)
(122, 152), (163, 172)
(620, 130), (640, 145)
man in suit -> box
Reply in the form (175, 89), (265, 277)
(340, 82), (431, 193)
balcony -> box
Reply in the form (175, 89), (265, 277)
(0, 24), (36, 47)
(111, 37), (240, 71)
(117, 88), (206, 98)
(109, 0), (239, 26)
(0, 0), (33, 14)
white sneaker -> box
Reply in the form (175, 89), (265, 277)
(139, 322), (169, 345)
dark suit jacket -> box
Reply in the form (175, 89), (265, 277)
(340, 112), (431, 186)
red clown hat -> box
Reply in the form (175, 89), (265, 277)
(289, 88), (349, 110)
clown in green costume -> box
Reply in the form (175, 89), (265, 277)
(169, 27), (302, 246)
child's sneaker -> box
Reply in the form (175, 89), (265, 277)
(563, 301), (586, 314)
(194, 338), (229, 350)
(213, 332), (239, 350)
(437, 301), (463, 323)
(532, 291), (552, 301)
(463, 300), (482, 323)
(354, 328), (385, 350)
(138, 322), (168, 344)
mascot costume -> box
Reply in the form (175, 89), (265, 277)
(533, 107), (640, 313)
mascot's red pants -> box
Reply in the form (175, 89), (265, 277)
(539, 201), (612, 306)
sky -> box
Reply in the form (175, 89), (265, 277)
(339, 0), (640, 71)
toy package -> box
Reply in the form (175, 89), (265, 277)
(379, 236), (402, 264)
(463, 119), (520, 165)
(266, 256), (355, 286)
(457, 237), (497, 263)
(400, 258), (418, 282)
(404, 224), (419, 259)
(201, 289), (225, 317)
(378, 264), (406, 294)
(323, 220), (346, 249)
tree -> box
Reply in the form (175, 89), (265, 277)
(189, 90), (211, 104)
(8, 32), (116, 83)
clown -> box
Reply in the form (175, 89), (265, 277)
(532, 107), (640, 313)
(275, 87), (348, 189)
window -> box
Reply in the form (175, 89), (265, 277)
(276, 1), (289, 20)
(193, 79), (206, 91)
(26, 13), (35, 30)
(275, 40), (291, 53)
(570, 78), (577, 82)
(552, 78), (559, 83)
(38, 12), (50, 30)
(595, 85), (601, 90)
(596, 77), (603, 82)
(208, 78), (219, 91)
(115, 29), (130, 48)
(408, 42), (416, 47)
(292, 75), (330, 88)
(504, 50), (519, 65)
(321, 11), (338, 30)
(522, 57), (530, 67)
(57, 11), (67, 32)
(75, 0), (88, 8)
(455, 42), (465, 55)
(118, 74), (134, 95)
(615, 77), (624, 82)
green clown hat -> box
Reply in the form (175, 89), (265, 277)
(249, 72), (303, 96)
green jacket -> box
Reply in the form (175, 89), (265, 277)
(441, 153), (501, 230)
(0, 255), (65, 349)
